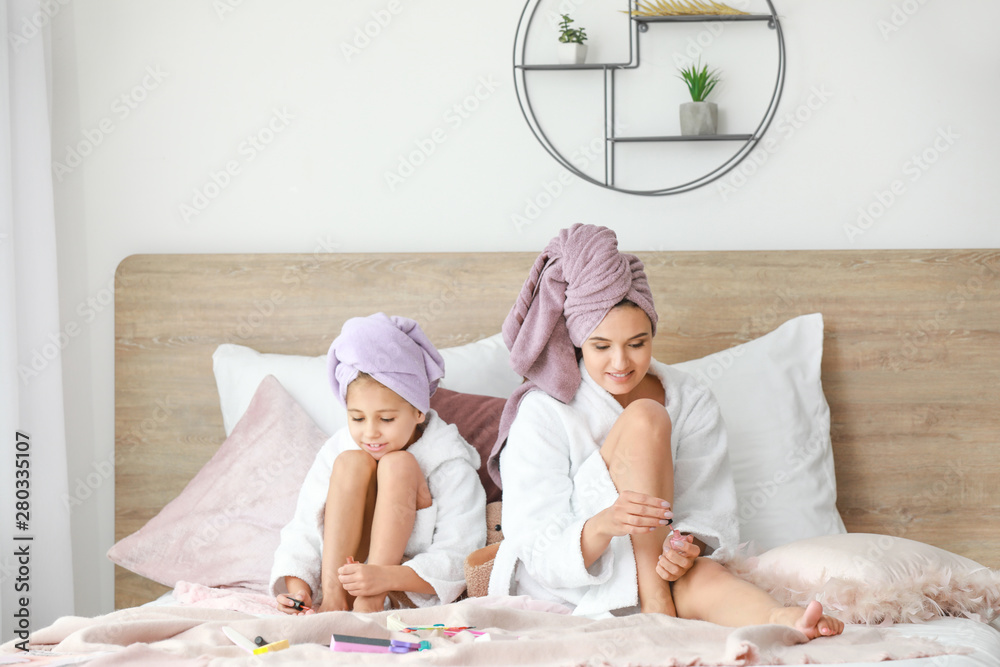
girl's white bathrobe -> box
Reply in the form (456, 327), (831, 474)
(270, 411), (486, 607)
(488, 358), (739, 617)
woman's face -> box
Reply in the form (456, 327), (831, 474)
(580, 305), (653, 397)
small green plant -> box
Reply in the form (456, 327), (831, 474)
(558, 14), (588, 44)
(677, 61), (721, 102)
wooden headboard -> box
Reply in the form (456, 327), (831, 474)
(114, 250), (1000, 609)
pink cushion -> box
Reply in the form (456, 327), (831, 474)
(107, 375), (328, 593)
(727, 533), (1000, 625)
(430, 388), (505, 504)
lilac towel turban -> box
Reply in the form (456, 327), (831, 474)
(327, 313), (445, 414)
(487, 223), (658, 488)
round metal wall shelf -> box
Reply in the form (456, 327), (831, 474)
(513, 0), (786, 196)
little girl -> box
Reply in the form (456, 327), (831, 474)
(270, 313), (487, 613)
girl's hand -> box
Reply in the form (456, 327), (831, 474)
(337, 559), (391, 598)
(276, 591), (314, 615)
(599, 490), (673, 538)
(655, 533), (699, 582)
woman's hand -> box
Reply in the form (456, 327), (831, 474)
(599, 490), (674, 537)
(582, 491), (674, 568)
(655, 532), (700, 582)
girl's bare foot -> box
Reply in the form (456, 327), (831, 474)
(318, 593), (351, 613)
(352, 594), (386, 613)
(769, 600), (844, 639)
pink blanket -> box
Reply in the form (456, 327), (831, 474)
(3, 597), (961, 666)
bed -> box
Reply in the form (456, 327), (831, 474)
(11, 250), (1000, 665)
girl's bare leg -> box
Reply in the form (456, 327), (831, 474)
(352, 450), (431, 613)
(673, 558), (845, 638)
(321, 450), (377, 611)
(600, 398), (676, 615)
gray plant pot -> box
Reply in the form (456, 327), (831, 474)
(679, 102), (718, 136)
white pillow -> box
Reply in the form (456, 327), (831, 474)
(673, 313), (846, 550)
(212, 333), (522, 437)
(438, 333), (523, 399)
(212, 344), (340, 436)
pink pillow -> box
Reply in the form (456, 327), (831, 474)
(108, 375), (328, 593)
(727, 533), (1000, 625)
(430, 388), (505, 504)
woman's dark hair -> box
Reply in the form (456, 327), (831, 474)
(614, 298), (640, 310)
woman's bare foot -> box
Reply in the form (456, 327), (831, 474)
(640, 580), (678, 616)
(770, 601), (844, 639)
(352, 594), (386, 613)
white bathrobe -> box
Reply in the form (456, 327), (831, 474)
(270, 411), (486, 607)
(488, 358), (738, 617)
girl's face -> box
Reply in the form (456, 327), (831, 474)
(345, 379), (425, 460)
(581, 305), (653, 398)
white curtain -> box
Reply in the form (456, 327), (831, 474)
(1, 0), (74, 643)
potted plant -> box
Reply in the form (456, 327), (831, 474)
(677, 61), (722, 135)
(557, 14), (588, 65)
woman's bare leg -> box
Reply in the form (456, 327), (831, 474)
(600, 398), (676, 615)
(674, 558), (845, 638)
(352, 450), (431, 613)
(321, 450), (377, 611)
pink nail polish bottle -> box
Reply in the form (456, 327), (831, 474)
(668, 527), (686, 551)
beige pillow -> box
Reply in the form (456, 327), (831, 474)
(727, 533), (1000, 625)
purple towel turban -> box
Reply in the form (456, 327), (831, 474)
(328, 313), (445, 414)
(487, 223), (658, 488)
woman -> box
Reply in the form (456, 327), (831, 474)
(487, 224), (842, 638)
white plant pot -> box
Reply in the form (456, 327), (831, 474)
(679, 101), (718, 136)
(558, 42), (588, 65)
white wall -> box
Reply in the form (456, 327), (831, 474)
(48, 0), (999, 616)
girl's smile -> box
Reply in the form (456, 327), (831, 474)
(346, 378), (425, 460)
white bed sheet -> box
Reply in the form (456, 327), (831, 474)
(137, 593), (1000, 666)
(773, 618), (1000, 667)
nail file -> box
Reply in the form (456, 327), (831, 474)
(331, 634), (422, 654)
(254, 639), (291, 655)
(222, 626), (259, 653)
